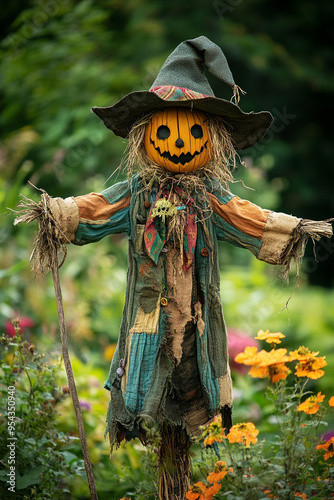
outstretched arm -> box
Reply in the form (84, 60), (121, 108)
(47, 178), (132, 245)
(208, 185), (333, 273)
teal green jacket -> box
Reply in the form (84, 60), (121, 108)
(60, 174), (300, 445)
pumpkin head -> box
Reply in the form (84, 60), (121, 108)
(144, 108), (211, 173)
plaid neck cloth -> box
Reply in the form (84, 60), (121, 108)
(144, 184), (197, 271)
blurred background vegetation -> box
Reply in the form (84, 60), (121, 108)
(1, 0), (334, 498)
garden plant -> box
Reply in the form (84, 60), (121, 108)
(1, 2), (334, 499)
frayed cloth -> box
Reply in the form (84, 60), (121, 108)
(281, 218), (334, 281)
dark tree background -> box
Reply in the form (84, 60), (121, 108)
(1, 0), (334, 285)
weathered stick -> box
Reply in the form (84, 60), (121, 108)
(51, 263), (98, 500)
(14, 191), (98, 499)
(158, 422), (191, 500)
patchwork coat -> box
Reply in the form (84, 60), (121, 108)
(55, 174), (301, 445)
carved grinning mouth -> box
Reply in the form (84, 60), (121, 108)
(150, 139), (208, 165)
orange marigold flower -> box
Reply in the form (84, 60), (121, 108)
(205, 482), (221, 499)
(250, 349), (290, 382)
(297, 392), (325, 414)
(264, 490), (277, 499)
(329, 396), (334, 407)
(256, 348), (290, 367)
(295, 356), (327, 380)
(294, 492), (307, 499)
(270, 363), (290, 383)
(207, 461), (233, 483)
(186, 481), (207, 500)
(202, 418), (225, 446)
(255, 330), (285, 345)
(204, 435), (223, 446)
(234, 346), (259, 365)
(237, 347), (290, 382)
(226, 422), (259, 446)
(316, 436), (334, 461)
(249, 365), (269, 379)
(289, 346), (319, 361)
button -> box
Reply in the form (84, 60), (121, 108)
(201, 247), (209, 257)
(160, 297), (168, 306)
(144, 201), (151, 209)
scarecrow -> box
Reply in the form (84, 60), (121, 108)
(17, 37), (333, 499)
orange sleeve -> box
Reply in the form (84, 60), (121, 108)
(75, 192), (131, 221)
(208, 193), (270, 240)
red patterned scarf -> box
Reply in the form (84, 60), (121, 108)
(144, 185), (197, 271)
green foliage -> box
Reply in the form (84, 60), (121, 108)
(1, 1), (334, 497)
(54, 353), (158, 499)
(189, 338), (334, 499)
(0, 326), (84, 498)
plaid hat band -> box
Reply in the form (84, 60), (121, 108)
(150, 86), (210, 102)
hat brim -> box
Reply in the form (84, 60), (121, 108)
(91, 91), (273, 150)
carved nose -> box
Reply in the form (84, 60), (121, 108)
(175, 138), (184, 148)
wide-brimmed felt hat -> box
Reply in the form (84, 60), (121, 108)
(92, 36), (273, 150)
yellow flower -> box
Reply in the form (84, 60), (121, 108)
(248, 349), (290, 383)
(236, 347), (290, 383)
(234, 346), (259, 365)
(270, 363), (290, 383)
(289, 346), (319, 361)
(256, 348), (290, 366)
(297, 392), (325, 414)
(249, 365), (270, 379)
(207, 461), (233, 483)
(316, 436), (334, 461)
(328, 396), (334, 407)
(295, 356), (327, 380)
(226, 422), (259, 446)
(255, 330), (285, 345)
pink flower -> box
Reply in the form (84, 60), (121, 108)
(228, 329), (260, 373)
(4, 317), (34, 338)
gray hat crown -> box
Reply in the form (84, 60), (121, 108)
(151, 36), (236, 96)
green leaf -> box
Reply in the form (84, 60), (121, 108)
(16, 466), (43, 490)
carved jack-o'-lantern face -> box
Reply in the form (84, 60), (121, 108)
(144, 108), (211, 173)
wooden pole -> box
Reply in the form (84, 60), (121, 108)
(52, 263), (98, 500)
(158, 422), (191, 500)
(14, 191), (99, 498)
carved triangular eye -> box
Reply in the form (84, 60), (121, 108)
(157, 125), (170, 140)
(191, 124), (203, 138)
